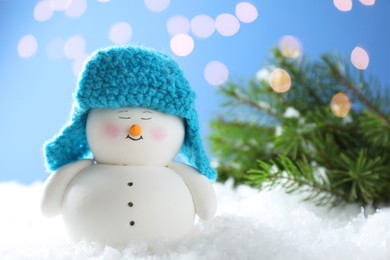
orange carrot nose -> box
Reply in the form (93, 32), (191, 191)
(129, 124), (142, 136)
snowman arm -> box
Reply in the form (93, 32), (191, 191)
(41, 159), (93, 218)
(168, 162), (217, 220)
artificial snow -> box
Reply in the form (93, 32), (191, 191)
(1, 180), (389, 260)
(283, 107), (300, 118)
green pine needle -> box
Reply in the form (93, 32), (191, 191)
(210, 47), (390, 208)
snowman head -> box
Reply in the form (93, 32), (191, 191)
(86, 107), (185, 166)
(44, 45), (217, 181)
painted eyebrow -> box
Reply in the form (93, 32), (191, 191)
(142, 111), (152, 113)
(117, 110), (129, 113)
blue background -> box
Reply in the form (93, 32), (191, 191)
(1, 0), (389, 183)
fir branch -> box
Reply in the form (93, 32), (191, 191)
(210, 47), (390, 208)
(332, 149), (389, 204)
(274, 49), (325, 107)
(358, 111), (390, 148)
(323, 55), (390, 126)
(224, 84), (282, 121)
(209, 118), (278, 185)
(248, 156), (345, 206)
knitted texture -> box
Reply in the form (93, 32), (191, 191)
(43, 46), (216, 181)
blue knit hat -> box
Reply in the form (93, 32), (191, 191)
(44, 45), (216, 181)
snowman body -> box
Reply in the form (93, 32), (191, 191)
(62, 164), (195, 245)
(41, 107), (216, 246)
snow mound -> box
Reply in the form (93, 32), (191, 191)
(1, 180), (389, 260)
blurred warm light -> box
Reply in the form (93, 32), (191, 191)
(34, 1), (54, 22)
(215, 13), (240, 36)
(268, 68), (291, 93)
(72, 54), (89, 76)
(191, 15), (215, 38)
(144, 0), (170, 12)
(235, 2), (258, 23)
(279, 35), (302, 58)
(46, 37), (65, 60)
(50, 0), (71, 11)
(109, 22), (133, 45)
(64, 35), (86, 60)
(204, 61), (229, 86)
(359, 0), (375, 6)
(18, 35), (38, 58)
(167, 16), (190, 36)
(351, 46), (369, 70)
(333, 0), (352, 11)
(330, 92), (351, 118)
(65, 0), (87, 18)
(170, 34), (194, 57)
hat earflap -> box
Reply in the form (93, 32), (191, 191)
(44, 113), (90, 172)
(181, 118), (217, 181)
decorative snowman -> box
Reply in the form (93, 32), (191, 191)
(41, 46), (217, 247)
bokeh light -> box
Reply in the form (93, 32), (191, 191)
(46, 37), (65, 60)
(330, 92), (351, 118)
(97, 0), (111, 2)
(268, 68), (291, 93)
(17, 34), (38, 58)
(144, 0), (170, 12)
(359, 0), (375, 6)
(167, 16), (190, 36)
(204, 61), (229, 86)
(109, 22), (133, 45)
(235, 2), (258, 23)
(65, 0), (87, 18)
(215, 13), (240, 36)
(279, 35), (302, 58)
(333, 0), (352, 12)
(351, 46), (369, 70)
(64, 35), (86, 60)
(191, 15), (215, 38)
(34, 1), (54, 22)
(50, 0), (71, 11)
(170, 34), (194, 57)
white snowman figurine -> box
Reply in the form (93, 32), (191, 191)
(41, 46), (217, 247)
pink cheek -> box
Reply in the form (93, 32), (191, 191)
(151, 125), (167, 141)
(104, 123), (120, 138)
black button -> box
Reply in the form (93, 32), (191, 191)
(130, 221), (135, 226)
(127, 182), (133, 186)
(128, 202), (134, 207)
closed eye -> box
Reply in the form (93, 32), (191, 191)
(141, 111), (152, 120)
(118, 110), (131, 119)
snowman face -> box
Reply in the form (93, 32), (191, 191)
(86, 107), (185, 166)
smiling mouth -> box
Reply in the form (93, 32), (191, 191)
(126, 135), (143, 141)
